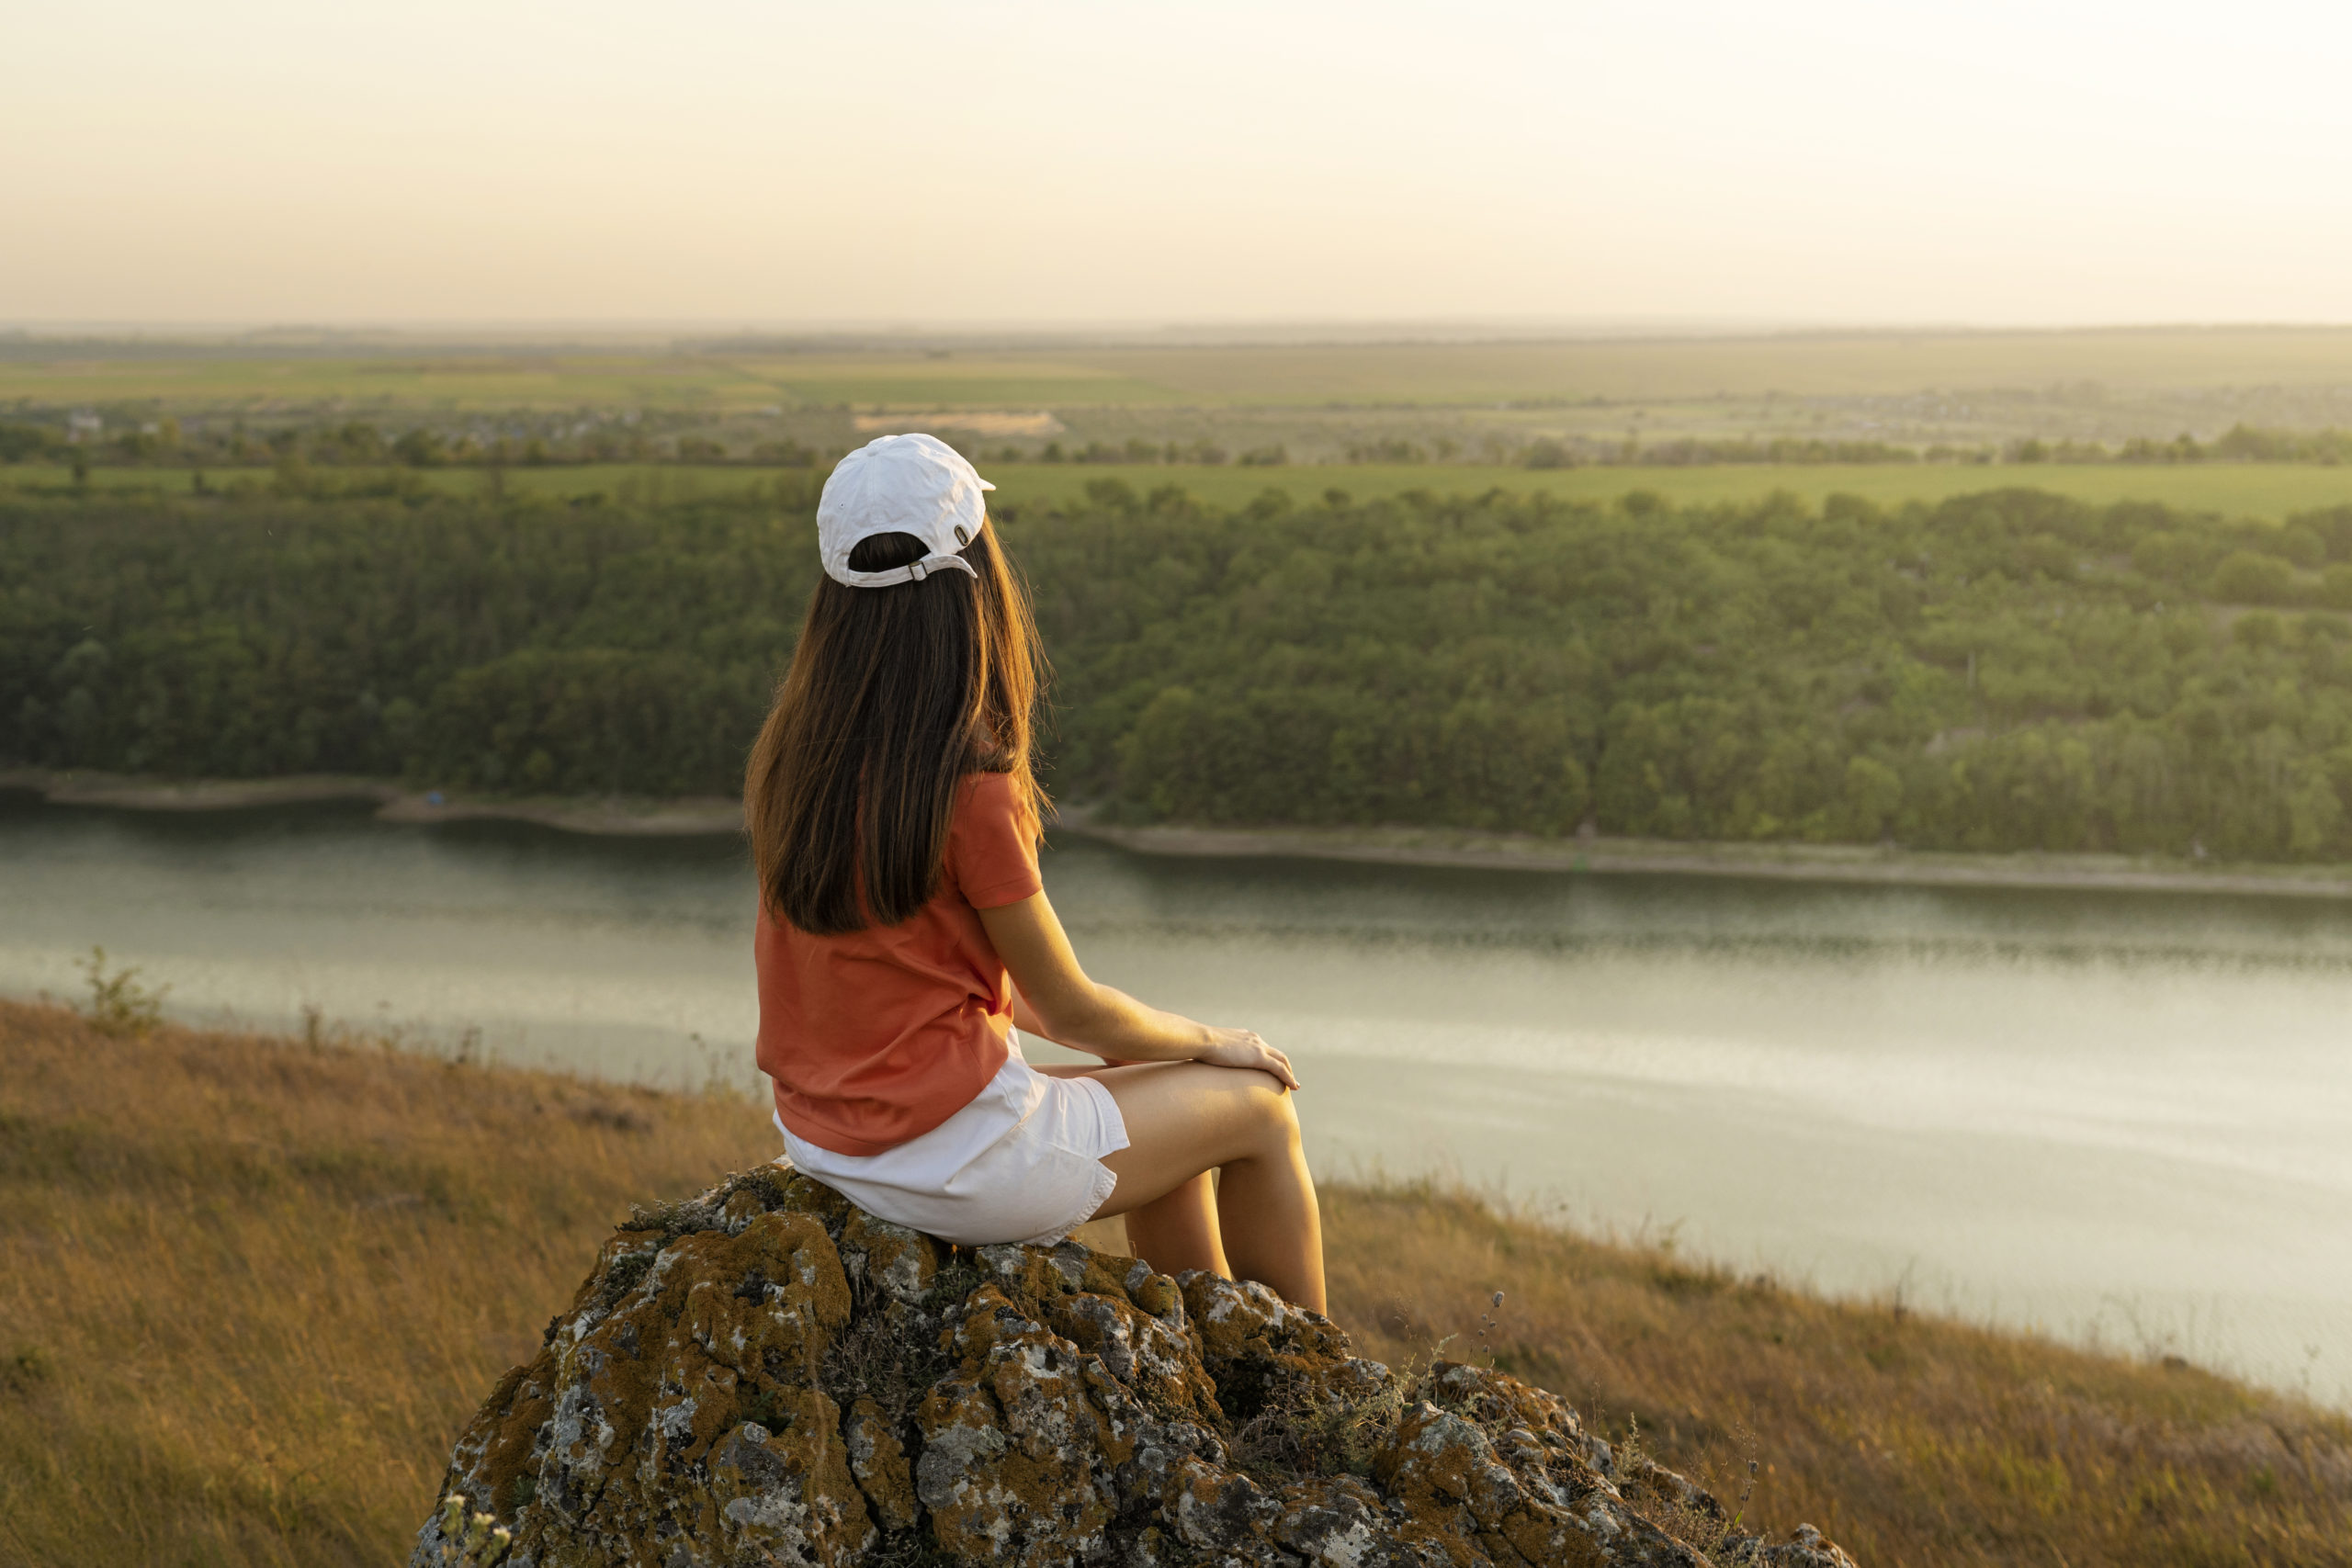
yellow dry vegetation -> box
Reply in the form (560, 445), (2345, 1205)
(0, 1000), (775, 1566)
(1295, 1190), (2352, 1566)
(3, 999), (2346, 1566)
(1068, 326), (2352, 404)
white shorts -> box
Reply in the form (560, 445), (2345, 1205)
(774, 1037), (1131, 1247)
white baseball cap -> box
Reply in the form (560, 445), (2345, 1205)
(816, 434), (995, 588)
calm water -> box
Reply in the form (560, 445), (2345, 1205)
(5, 791), (2348, 1406)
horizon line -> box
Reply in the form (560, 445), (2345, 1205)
(9, 316), (2352, 355)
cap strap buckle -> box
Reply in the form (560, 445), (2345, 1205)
(910, 552), (978, 582)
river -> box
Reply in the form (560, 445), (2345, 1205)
(4, 789), (2347, 1407)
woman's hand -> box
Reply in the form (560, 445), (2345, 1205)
(1195, 1028), (1300, 1091)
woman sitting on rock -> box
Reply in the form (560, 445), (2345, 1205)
(743, 434), (1324, 1312)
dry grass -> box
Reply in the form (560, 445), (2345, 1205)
(0, 998), (774, 1567)
(5, 998), (2346, 1566)
(1290, 1188), (2352, 1566)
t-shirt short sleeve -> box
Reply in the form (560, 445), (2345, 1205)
(947, 772), (1044, 909)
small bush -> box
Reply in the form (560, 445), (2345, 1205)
(74, 947), (166, 1038)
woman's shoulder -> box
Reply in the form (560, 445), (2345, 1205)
(955, 768), (1040, 836)
(948, 768), (1044, 905)
(956, 767), (1019, 813)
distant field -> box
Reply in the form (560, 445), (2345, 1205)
(13, 458), (2352, 520)
(9, 324), (2352, 412)
(0, 355), (773, 412)
(738, 357), (1180, 410)
(0, 353), (1173, 413)
(1072, 326), (2352, 404)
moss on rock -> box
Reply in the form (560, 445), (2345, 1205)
(413, 1167), (1861, 1567)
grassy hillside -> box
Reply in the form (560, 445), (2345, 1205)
(3, 998), (2345, 1566)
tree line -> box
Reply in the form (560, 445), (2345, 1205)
(14, 413), (2352, 477)
(13, 478), (2352, 861)
(0, 415), (825, 474)
(1541, 425), (2352, 469)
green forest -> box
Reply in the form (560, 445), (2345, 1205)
(11, 412), (2352, 472)
(12, 478), (2352, 861)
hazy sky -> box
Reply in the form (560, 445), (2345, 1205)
(8, 0), (2352, 328)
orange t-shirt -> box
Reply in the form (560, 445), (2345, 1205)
(754, 771), (1044, 1156)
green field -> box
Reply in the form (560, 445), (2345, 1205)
(11, 325), (2352, 414)
(0, 354), (1176, 414)
(14, 458), (2352, 521)
(0, 355), (756, 412)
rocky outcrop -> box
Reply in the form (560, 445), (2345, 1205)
(413, 1167), (1859, 1568)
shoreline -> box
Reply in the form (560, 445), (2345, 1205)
(16, 764), (2352, 897)
(0, 768), (745, 838)
(1054, 814), (2352, 899)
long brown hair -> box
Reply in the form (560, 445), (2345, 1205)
(746, 526), (1046, 934)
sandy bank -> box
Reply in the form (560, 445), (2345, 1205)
(1051, 811), (2352, 899)
(3, 768), (402, 812)
(368, 792), (744, 835)
(1, 768), (743, 838)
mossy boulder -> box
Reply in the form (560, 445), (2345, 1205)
(413, 1167), (1860, 1568)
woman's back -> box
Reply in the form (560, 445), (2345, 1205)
(755, 771), (1040, 1156)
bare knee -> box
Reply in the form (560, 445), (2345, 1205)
(1234, 1073), (1301, 1154)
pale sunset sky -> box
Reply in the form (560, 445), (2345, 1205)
(6, 0), (2350, 328)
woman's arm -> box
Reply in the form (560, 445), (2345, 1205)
(979, 890), (1299, 1089)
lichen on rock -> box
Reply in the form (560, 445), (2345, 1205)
(413, 1165), (1860, 1567)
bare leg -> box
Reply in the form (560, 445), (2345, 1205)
(1089, 1061), (1325, 1314)
(1030, 1064), (1230, 1279)
(1121, 1173), (1229, 1280)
